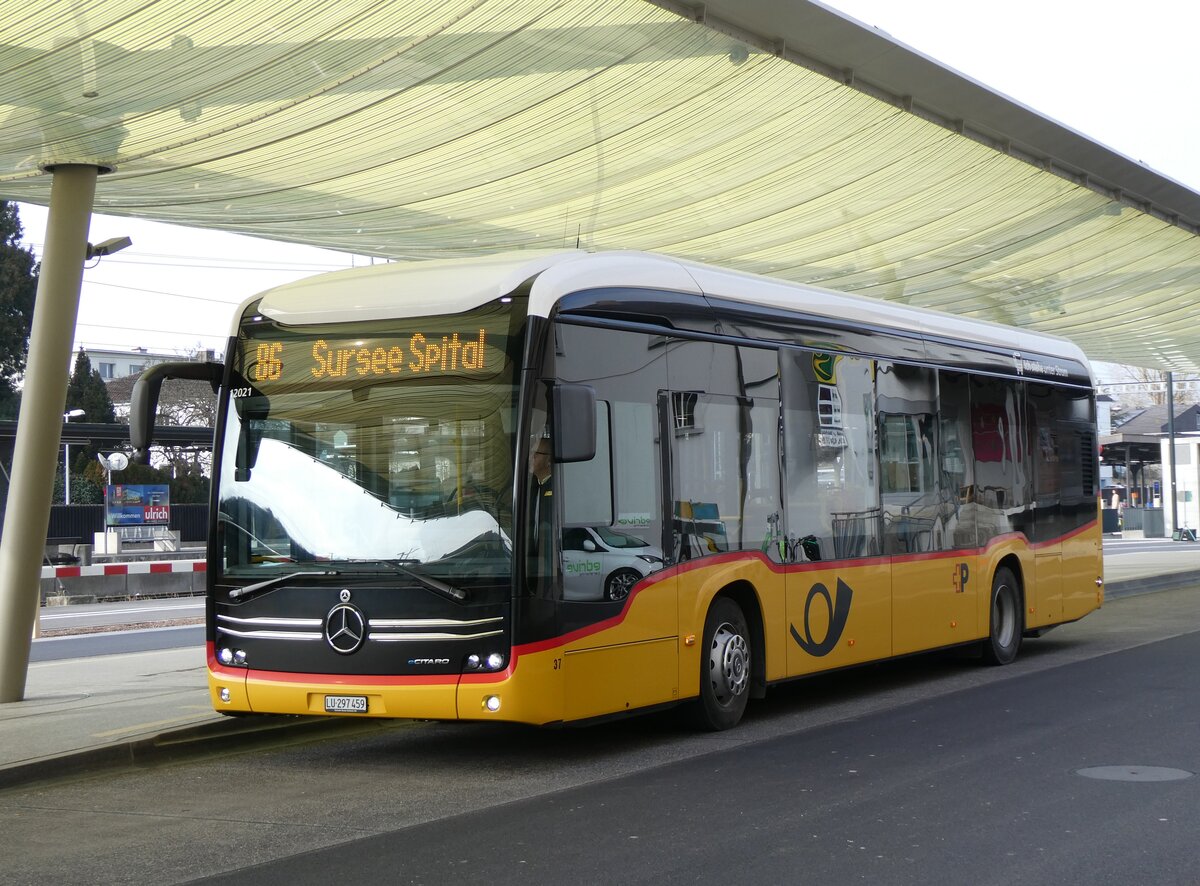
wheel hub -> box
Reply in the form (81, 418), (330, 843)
(709, 623), (749, 703)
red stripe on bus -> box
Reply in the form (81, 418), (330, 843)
(511, 517), (1100, 657)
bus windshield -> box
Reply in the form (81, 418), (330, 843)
(216, 299), (523, 582)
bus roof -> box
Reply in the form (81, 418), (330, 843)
(247, 249), (578, 326)
(248, 249), (1091, 374)
(530, 251), (1091, 370)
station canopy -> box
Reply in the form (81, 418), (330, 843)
(4, 0), (1200, 371)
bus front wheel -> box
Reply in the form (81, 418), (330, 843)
(693, 597), (751, 730)
(982, 566), (1022, 665)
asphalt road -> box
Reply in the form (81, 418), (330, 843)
(30, 623), (204, 661)
(31, 596), (203, 661)
(200, 632), (1200, 886)
(37, 596), (203, 632)
(3, 585), (1198, 885)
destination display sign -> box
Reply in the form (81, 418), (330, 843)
(246, 329), (493, 386)
(236, 321), (518, 391)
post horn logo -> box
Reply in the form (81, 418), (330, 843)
(790, 578), (854, 657)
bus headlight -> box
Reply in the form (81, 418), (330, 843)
(484, 695), (501, 712)
(218, 647), (233, 665)
(218, 687), (231, 703)
(464, 652), (505, 672)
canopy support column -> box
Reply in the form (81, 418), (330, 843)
(0, 164), (97, 703)
(1167, 372), (1178, 535)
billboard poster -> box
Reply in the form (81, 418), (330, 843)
(106, 484), (171, 526)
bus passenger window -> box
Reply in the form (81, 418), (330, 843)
(781, 352), (878, 561)
(877, 363), (941, 553)
(971, 375), (1031, 544)
(670, 393), (781, 560)
(937, 371), (977, 551)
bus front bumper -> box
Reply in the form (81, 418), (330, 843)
(208, 659), (556, 725)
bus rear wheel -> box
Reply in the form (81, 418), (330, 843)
(982, 566), (1022, 665)
(693, 597), (751, 730)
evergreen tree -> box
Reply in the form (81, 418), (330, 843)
(63, 351), (117, 490)
(65, 350), (116, 423)
(0, 201), (39, 420)
(0, 202), (37, 510)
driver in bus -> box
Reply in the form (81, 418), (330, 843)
(529, 436), (553, 544)
(526, 434), (555, 590)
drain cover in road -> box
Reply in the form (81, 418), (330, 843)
(1076, 765), (1193, 782)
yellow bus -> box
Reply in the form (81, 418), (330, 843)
(133, 251), (1103, 730)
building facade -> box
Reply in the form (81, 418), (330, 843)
(84, 346), (217, 381)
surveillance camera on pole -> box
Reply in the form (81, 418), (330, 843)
(85, 235), (132, 261)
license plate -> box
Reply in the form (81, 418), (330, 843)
(324, 694), (368, 713)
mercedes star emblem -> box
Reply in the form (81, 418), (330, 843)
(325, 603), (366, 655)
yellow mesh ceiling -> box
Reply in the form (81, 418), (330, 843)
(2, 0), (1198, 370)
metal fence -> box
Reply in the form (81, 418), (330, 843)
(39, 503), (210, 544)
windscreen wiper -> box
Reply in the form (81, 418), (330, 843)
(332, 559), (467, 603)
(228, 569), (340, 602)
(389, 561), (467, 603)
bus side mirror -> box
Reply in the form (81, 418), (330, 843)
(552, 383), (596, 463)
(131, 360), (224, 463)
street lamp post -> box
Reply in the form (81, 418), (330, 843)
(62, 409), (85, 504)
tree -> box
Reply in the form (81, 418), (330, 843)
(1102, 362), (1193, 411)
(65, 350), (116, 423)
(0, 201), (39, 420)
(60, 351), (117, 499)
(103, 364), (216, 490)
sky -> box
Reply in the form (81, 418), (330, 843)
(13, 0), (1200, 364)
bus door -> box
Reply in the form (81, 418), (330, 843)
(665, 341), (791, 690)
(880, 366), (978, 655)
(780, 351), (890, 676)
(1028, 383), (1064, 627)
(552, 323), (676, 721)
(971, 375), (1035, 630)
(936, 371), (979, 637)
(1058, 389), (1101, 621)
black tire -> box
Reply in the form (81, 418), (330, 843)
(604, 567), (641, 601)
(693, 597), (751, 730)
(982, 566), (1022, 665)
